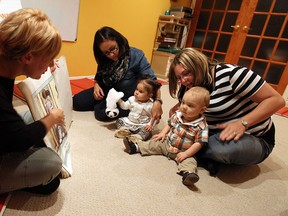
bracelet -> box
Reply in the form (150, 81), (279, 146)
(155, 98), (163, 104)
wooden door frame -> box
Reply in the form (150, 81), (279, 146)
(225, 0), (258, 63)
(276, 64), (288, 94)
(186, 0), (202, 47)
(185, 0), (288, 94)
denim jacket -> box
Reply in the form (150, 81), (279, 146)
(95, 47), (156, 100)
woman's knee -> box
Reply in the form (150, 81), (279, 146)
(73, 88), (95, 111)
(94, 109), (110, 121)
(203, 144), (232, 163)
(206, 134), (267, 165)
(203, 134), (239, 163)
(40, 148), (62, 180)
(72, 96), (82, 110)
(73, 95), (91, 111)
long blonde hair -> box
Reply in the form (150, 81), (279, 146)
(168, 48), (215, 98)
(0, 8), (62, 62)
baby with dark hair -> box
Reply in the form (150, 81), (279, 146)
(115, 77), (161, 141)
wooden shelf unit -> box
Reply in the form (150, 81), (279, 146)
(151, 15), (191, 79)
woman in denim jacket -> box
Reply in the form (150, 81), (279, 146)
(73, 26), (163, 123)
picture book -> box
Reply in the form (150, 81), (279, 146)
(17, 56), (73, 178)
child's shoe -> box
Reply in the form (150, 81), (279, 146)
(182, 172), (199, 186)
(123, 136), (138, 154)
(114, 129), (131, 138)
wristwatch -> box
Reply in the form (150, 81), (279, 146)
(155, 98), (163, 104)
(241, 119), (248, 130)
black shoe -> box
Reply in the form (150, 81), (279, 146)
(21, 177), (60, 195)
(182, 172), (199, 186)
(199, 158), (219, 176)
(206, 160), (219, 176)
(123, 136), (137, 154)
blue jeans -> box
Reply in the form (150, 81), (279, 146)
(0, 112), (62, 193)
(199, 125), (275, 165)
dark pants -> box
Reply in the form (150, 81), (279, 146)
(73, 87), (129, 121)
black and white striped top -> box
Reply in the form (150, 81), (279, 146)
(178, 63), (272, 137)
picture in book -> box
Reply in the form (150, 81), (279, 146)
(32, 76), (67, 151)
(17, 56), (73, 177)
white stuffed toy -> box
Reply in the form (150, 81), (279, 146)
(105, 88), (124, 118)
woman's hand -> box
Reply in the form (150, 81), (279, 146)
(49, 59), (59, 73)
(41, 108), (65, 131)
(151, 100), (163, 125)
(217, 120), (246, 141)
(93, 82), (104, 100)
(217, 82), (285, 142)
(49, 108), (65, 125)
(169, 103), (180, 117)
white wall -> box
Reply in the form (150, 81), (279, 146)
(21, 0), (80, 42)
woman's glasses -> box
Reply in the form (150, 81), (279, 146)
(103, 44), (118, 56)
(176, 70), (191, 82)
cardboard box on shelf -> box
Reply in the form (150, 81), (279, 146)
(170, 0), (196, 10)
(170, 11), (193, 18)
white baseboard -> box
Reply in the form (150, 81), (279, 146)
(69, 75), (94, 80)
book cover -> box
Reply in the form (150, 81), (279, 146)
(170, 11), (193, 19)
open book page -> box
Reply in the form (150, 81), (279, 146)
(52, 56), (73, 129)
(17, 63), (72, 178)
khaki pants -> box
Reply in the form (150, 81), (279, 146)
(138, 139), (197, 174)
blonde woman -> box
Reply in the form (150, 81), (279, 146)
(0, 8), (63, 194)
(168, 48), (285, 175)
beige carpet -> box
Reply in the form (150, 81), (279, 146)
(5, 84), (288, 216)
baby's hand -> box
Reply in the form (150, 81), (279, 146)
(176, 152), (188, 163)
(145, 124), (152, 132)
(152, 133), (165, 142)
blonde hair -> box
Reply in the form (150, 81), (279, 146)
(168, 48), (214, 98)
(0, 8), (62, 61)
(185, 86), (210, 108)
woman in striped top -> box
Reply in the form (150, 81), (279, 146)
(168, 48), (285, 175)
